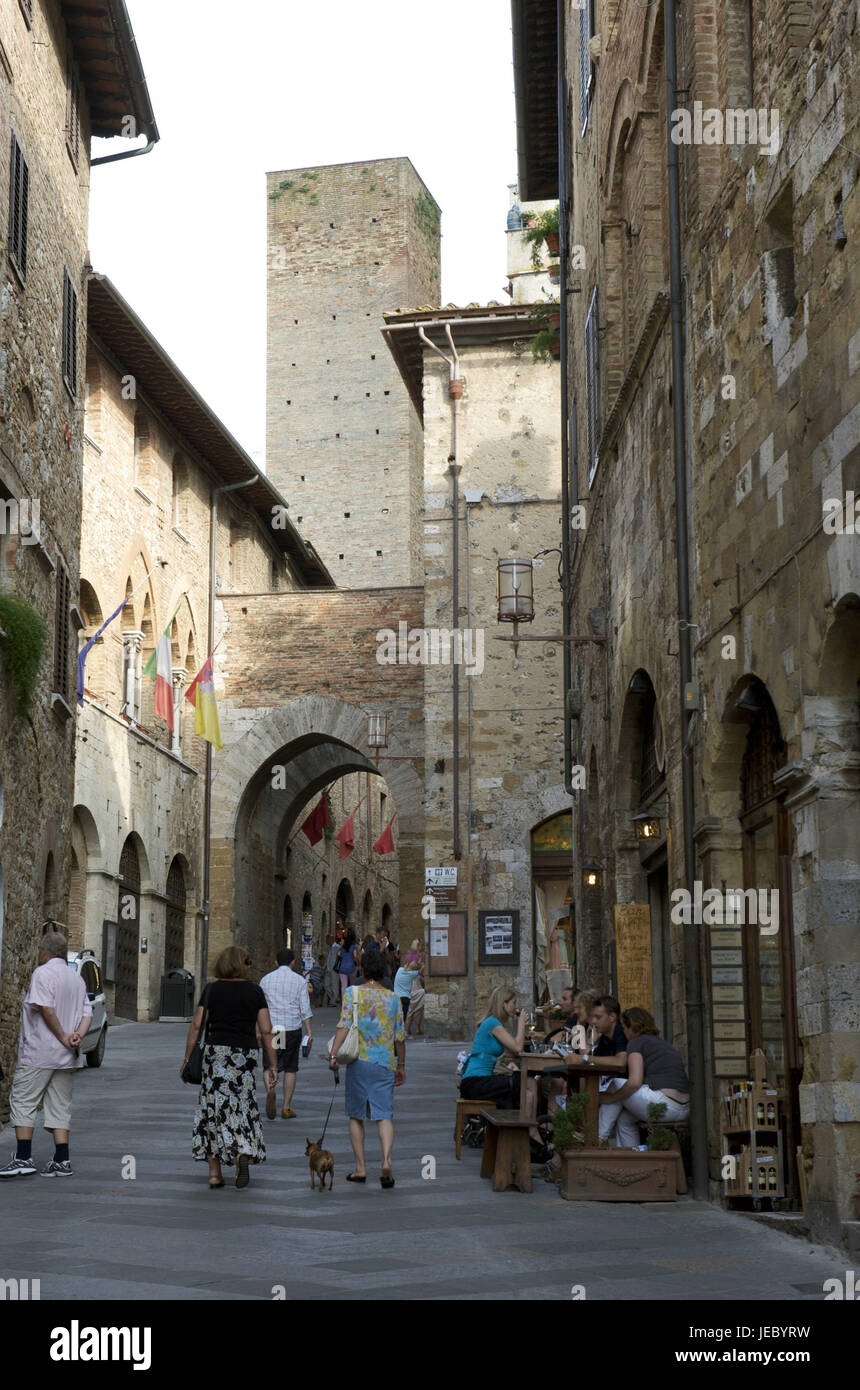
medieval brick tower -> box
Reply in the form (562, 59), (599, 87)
(266, 158), (442, 588)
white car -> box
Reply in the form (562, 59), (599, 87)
(66, 950), (108, 1067)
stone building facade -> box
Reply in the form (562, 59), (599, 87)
(513, 0), (859, 1242)
(266, 157), (441, 589)
(71, 274), (329, 1022)
(383, 300), (563, 1037)
(0, 0), (156, 1114)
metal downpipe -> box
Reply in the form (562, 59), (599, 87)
(665, 0), (708, 1201)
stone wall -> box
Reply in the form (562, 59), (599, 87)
(419, 336), (564, 1037)
(0, 0), (92, 1114)
(266, 158), (441, 589)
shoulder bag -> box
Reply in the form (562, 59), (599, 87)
(181, 986), (211, 1085)
(326, 994), (360, 1066)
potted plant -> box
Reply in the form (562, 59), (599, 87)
(553, 1092), (679, 1201)
(522, 205), (560, 269)
(530, 300), (561, 363)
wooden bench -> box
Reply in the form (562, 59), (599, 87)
(480, 1109), (533, 1193)
(454, 1097), (496, 1160)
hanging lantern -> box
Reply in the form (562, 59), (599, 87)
(497, 559), (534, 657)
(582, 861), (602, 888)
(367, 712), (389, 750)
(633, 811), (662, 842)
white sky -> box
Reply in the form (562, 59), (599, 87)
(88, 0), (518, 467)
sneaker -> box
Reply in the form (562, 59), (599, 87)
(40, 1159), (74, 1178)
(0, 1154), (37, 1178)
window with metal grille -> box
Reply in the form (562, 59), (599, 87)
(8, 133), (29, 282)
(53, 563), (71, 699)
(585, 285), (601, 483)
(742, 694), (785, 813)
(62, 270), (78, 397)
(66, 58), (82, 169)
(579, 0), (596, 134)
(18, 0), (33, 29)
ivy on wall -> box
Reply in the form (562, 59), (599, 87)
(0, 592), (49, 723)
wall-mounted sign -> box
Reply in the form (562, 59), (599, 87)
(708, 921), (749, 1076)
(428, 911), (466, 976)
(426, 866), (458, 909)
(613, 904), (653, 1015)
(102, 920), (118, 982)
(478, 910), (520, 967)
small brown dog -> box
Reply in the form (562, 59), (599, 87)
(306, 1138), (334, 1190)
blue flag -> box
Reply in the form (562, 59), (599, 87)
(76, 596), (130, 706)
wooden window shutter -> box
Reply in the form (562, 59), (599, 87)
(63, 270), (78, 396)
(66, 59), (81, 169)
(18, 0), (33, 29)
(585, 286), (601, 481)
(579, 2), (595, 134)
(54, 564), (71, 699)
(8, 132), (29, 281)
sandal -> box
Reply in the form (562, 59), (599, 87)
(208, 1177), (225, 1188)
(543, 1161), (560, 1184)
(380, 1169), (395, 1189)
(345, 1172), (366, 1183)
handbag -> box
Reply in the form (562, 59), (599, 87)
(326, 995), (360, 1066)
(181, 987), (210, 1085)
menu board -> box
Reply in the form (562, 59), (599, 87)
(708, 917), (748, 1076)
(613, 904), (653, 1015)
(427, 911), (466, 977)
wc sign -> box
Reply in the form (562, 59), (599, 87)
(425, 866), (458, 911)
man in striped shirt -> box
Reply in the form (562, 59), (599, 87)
(259, 948), (313, 1119)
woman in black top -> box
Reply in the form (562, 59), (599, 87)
(182, 945), (277, 1188)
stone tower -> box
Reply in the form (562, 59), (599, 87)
(266, 158), (441, 588)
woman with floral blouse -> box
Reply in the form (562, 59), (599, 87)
(329, 948), (405, 1188)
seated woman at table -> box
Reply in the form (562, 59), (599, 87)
(597, 1006), (690, 1147)
(459, 986), (548, 1155)
(545, 986), (600, 1043)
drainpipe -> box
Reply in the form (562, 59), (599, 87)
(557, 0), (573, 801)
(418, 324), (462, 861)
(665, 0), (708, 1201)
(200, 475), (258, 981)
(91, 138), (158, 168)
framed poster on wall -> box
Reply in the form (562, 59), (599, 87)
(478, 910), (520, 967)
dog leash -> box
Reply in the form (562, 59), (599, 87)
(318, 1070), (339, 1147)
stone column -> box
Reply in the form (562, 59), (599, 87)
(121, 630), (144, 724)
(171, 667), (187, 755)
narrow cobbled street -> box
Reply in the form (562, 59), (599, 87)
(0, 1017), (845, 1302)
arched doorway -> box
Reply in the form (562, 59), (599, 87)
(737, 679), (800, 1168)
(301, 890), (313, 969)
(283, 895), (294, 949)
(116, 836), (141, 1019)
(362, 889), (373, 935)
(530, 811), (573, 1006)
(336, 878), (355, 937)
(165, 858), (186, 973)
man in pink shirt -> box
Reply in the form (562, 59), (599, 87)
(0, 930), (91, 1178)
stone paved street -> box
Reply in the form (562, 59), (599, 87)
(0, 1013), (848, 1302)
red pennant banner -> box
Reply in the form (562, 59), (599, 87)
(301, 795), (332, 846)
(372, 818), (395, 855)
(335, 813), (355, 860)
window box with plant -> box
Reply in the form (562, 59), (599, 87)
(551, 1094), (679, 1201)
(522, 205), (560, 269)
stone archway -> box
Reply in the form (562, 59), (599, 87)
(209, 696), (423, 974)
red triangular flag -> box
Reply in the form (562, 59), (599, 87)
(335, 813), (355, 860)
(372, 817), (395, 855)
(301, 795), (331, 846)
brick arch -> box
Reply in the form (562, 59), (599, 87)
(212, 696), (422, 841)
(117, 537), (159, 630)
(602, 78), (637, 200)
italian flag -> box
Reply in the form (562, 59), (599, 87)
(143, 621), (174, 732)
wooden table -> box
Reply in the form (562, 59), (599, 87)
(519, 1054), (627, 1146)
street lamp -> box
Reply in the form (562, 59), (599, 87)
(497, 558), (534, 657)
(633, 810), (664, 842)
(582, 861), (603, 888)
(367, 712), (389, 765)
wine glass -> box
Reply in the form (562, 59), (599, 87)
(582, 1025), (596, 1062)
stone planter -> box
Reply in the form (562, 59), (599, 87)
(557, 1147), (678, 1202)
